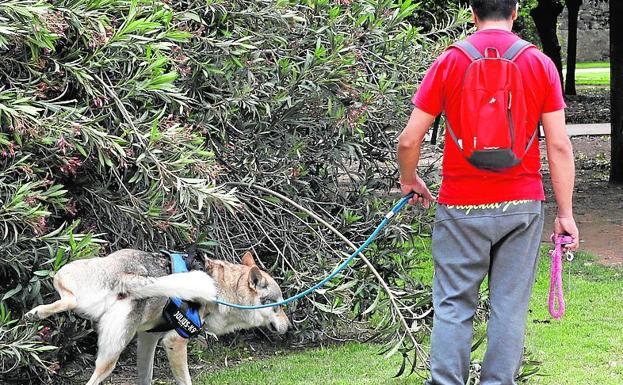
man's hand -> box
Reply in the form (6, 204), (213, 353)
(400, 175), (435, 208)
(554, 216), (579, 251)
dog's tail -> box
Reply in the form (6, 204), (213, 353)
(120, 271), (216, 303)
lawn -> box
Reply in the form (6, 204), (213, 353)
(562, 62), (610, 86)
(575, 71), (610, 86)
(525, 252), (623, 384)
(195, 343), (413, 385)
(197, 246), (623, 385)
(574, 62), (610, 70)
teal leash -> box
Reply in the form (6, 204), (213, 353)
(215, 192), (416, 310)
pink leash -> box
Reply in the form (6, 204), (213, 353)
(548, 234), (574, 319)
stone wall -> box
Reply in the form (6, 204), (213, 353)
(559, 2), (609, 62)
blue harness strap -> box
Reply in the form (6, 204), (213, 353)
(146, 252), (203, 338)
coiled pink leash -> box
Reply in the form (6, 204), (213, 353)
(548, 234), (574, 319)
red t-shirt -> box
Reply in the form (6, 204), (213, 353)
(412, 29), (566, 205)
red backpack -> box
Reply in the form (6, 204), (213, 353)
(447, 39), (538, 171)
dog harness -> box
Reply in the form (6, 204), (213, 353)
(146, 251), (203, 338)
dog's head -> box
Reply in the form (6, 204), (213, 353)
(205, 252), (290, 335)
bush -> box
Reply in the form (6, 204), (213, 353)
(0, 0), (467, 382)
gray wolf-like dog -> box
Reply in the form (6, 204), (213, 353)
(25, 249), (290, 385)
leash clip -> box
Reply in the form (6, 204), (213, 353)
(565, 251), (574, 262)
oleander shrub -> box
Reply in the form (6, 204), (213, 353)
(0, 0), (468, 382)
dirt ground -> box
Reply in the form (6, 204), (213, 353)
(540, 135), (623, 267)
(565, 88), (611, 124)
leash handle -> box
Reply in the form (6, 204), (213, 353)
(215, 192), (415, 310)
(548, 234), (573, 319)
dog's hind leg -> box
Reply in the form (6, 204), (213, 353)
(85, 300), (137, 385)
(162, 332), (192, 385)
(25, 276), (77, 321)
(136, 331), (160, 385)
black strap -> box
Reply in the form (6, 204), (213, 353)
(451, 40), (484, 60)
(502, 39), (532, 61)
(431, 115), (442, 145)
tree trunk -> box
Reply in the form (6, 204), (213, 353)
(531, 0), (565, 94)
(611, 0), (623, 184)
(565, 0), (582, 95)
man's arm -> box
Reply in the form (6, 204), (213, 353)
(542, 109), (579, 250)
(397, 107), (437, 207)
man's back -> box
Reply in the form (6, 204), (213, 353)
(413, 29), (566, 204)
(396, 3), (578, 383)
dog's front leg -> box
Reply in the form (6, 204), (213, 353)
(136, 332), (160, 385)
(162, 332), (192, 385)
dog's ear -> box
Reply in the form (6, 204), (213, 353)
(241, 251), (256, 267)
(205, 259), (216, 274)
(248, 266), (267, 291)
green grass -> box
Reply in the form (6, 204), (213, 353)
(198, 246), (623, 385)
(574, 62), (610, 69)
(196, 343), (415, 385)
(525, 252), (623, 384)
(561, 62), (610, 85)
(575, 71), (610, 86)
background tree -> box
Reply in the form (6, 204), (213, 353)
(531, 0), (565, 92)
(564, 0), (582, 95)
(611, 0), (623, 183)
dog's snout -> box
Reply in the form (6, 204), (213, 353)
(268, 313), (290, 335)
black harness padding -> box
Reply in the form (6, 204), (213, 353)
(431, 115), (442, 145)
(145, 251), (204, 338)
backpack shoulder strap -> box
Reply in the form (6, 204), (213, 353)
(450, 40), (483, 61)
(502, 39), (535, 61)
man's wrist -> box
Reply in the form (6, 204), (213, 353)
(556, 209), (573, 218)
(399, 176), (418, 185)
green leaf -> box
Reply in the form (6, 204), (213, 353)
(2, 284), (22, 301)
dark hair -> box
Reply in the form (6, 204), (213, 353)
(469, 0), (518, 21)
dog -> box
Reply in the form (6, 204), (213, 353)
(25, 249), (290, 385)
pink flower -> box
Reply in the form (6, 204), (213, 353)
(155, 221), (170, 231)
(65, 200), (77, 216)
(33, 217), (47, 235)
(163, 201), (179, 216)
(57, 135), (69, 154)
(24, 196), (38, 206)
(19, 165), (34, 177)
(71, 122), (82, 136)
(59, 157), (82, 175)
(38, 326), (52, 341)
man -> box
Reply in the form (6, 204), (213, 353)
(396, 1), (579, 384)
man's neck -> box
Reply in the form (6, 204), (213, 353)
(476, 21), (513, 32)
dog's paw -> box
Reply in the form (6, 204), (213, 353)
(24, 309), (41, 322)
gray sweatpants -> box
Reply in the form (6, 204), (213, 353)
(425, 201), (544, 385)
